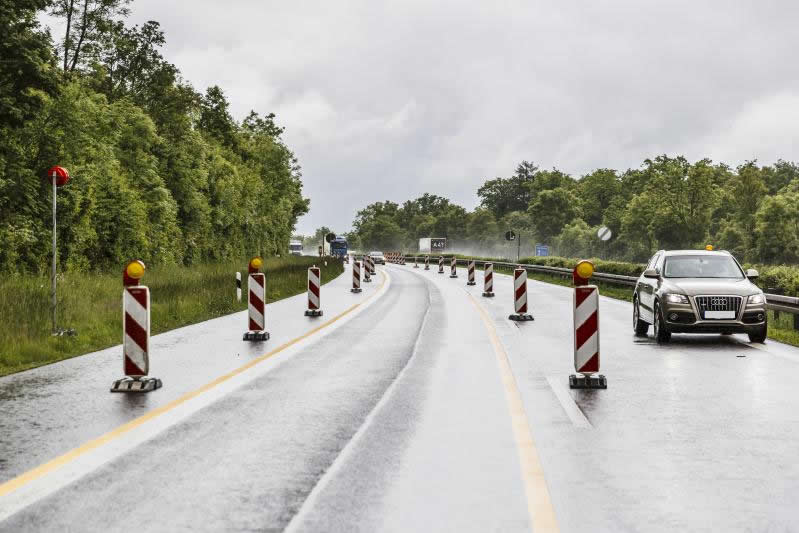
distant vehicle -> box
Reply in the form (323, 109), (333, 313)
(330, 237), (348, 259)
(418, 237), (446, 253)
(632, 249), (767, 344)
(289, 240), (303, 256)
(369, 251), (385, 264)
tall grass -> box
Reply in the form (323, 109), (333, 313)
(0, 257), (343, 376)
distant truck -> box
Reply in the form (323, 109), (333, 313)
(418, 237), (446, 253)
(330, 236), (348, 259)
(289, 240), (303, 256)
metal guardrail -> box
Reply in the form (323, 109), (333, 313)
(404, 255), (799, 316)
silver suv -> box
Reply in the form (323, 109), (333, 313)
(632, 250), (767, 343)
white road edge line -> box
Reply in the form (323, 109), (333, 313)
(0, 270), (392, 525)
(545, 376), (592, 429)
(284, 266), (434, 533)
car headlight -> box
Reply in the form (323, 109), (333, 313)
(747, 293), (765, 306)
(665, 293), (689, 304)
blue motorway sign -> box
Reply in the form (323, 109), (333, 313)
(535, 244), (549, 257)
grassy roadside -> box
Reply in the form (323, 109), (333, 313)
(0, 257), (344, 377)
(486, 263), (799, 347)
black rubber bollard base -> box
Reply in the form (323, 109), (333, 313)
(110, 377), (162, 393)
(243, 331), (270, 341)
(467, 281), (476, 286)
(364, 278), (372, 283)
(569, 374), (607, 389)
(508, 313), (534, 321)
(305, 309), (324, 317)
(450, 274), (458, 278)
(482, 292), (495, 297)
(425, 266), (430, 270)
(351, 288), (362, 293)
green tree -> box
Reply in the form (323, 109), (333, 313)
(576, 168), (621, 226)
(50, 0), (132, 73)
(528, 187), (580, 242)
(477, 161), (538, 219)
(754, 191), (799, 263)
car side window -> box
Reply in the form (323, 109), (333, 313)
(654, 254), (665, 273)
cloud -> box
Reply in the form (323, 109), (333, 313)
(79, 0), (799, 233)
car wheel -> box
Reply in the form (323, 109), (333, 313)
(654, 301), (671, 344)
(748, 321), (767, 344)
(633, 297), (649, 336)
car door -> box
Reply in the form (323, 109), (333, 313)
(638, 252), (660, 322)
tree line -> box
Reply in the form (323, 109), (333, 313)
(343, 157), (799, 264)
(0, 0), (309, 273)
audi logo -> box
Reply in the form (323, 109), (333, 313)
(711, 297), (725, 306)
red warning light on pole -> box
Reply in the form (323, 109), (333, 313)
(47, 166), (70, 187)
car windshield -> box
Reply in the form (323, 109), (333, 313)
(663, 255), (744, 279)
(370, 251), (382, 256)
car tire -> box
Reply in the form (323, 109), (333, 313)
(748, 322), (767, 344)
(654, 301), (671, 344)
(633, 297), (649, 336)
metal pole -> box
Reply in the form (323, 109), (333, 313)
(517, 230), (521, 262)
(51, 175), (57, 333)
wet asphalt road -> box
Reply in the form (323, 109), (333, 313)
(2, 262), (799, 531)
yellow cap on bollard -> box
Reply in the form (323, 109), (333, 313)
(126, 260), (145, 280)
(123, 260), (146, 286)
(575, 260), (594, 280)
(249, 256), (263, 273)
(705, 244), (714, 251)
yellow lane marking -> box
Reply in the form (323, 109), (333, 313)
(466, 291), (560, 533)
(0, 270), (389, 499)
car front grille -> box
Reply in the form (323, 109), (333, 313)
(694, 295), (742, 317)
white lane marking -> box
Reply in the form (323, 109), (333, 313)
(0, 271), (392, 524)
(285, 267), (434, 533)
(545, 376), (592, 429)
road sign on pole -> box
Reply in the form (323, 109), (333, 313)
(597, 226), (612, 241)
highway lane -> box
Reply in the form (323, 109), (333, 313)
(2, 261), (799, 531)
(0, 265), (542, 532)
(444, 264), (799, 532)
(0, 264), (370, 485)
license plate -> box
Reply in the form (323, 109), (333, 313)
(705, 310), (735, 319)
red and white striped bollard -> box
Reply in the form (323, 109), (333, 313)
(449, 256), (458, 278)
(111, 260), (162, 392)
(508, 267), (534, 321)
(438, 256), (444, 274)
(363, 255), (372, 283)
(305, 265), (323, 317)
(352, 260), (362, 293)
(569, 260), (606, 389)
(244, 257), (270, 341)
(467, 260), (476, 285)
(482, 262), (494, 297)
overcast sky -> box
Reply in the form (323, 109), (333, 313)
(70, 1), (799, 234)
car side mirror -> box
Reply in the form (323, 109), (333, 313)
(746, 268), (759, 279)
(643, 268), (659, 279)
